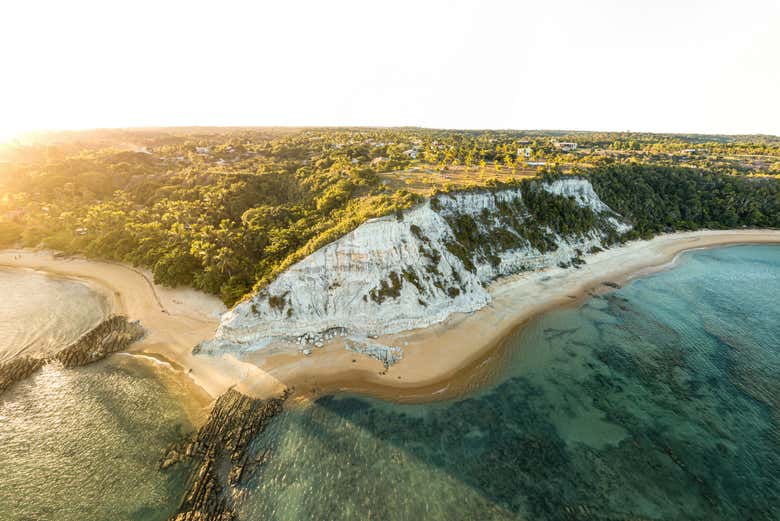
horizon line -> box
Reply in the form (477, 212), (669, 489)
(6, 125), (780, 140)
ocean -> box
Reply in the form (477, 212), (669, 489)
(1, 245), (778, 520)
(237, 245), (780, 520)
(0, 268), (197, 521)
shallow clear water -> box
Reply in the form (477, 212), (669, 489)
(0, 268), (109, 362)
(2, 246), (778, 521)
(239, 245), (780, 521)
(0, 269), (195, 521)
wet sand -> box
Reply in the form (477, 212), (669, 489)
(2, 229), (779, 406)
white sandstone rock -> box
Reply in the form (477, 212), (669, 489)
(199, 179), (630, 355)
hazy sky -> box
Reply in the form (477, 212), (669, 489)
(2, 0), (779, 139)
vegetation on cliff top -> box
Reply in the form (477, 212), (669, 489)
(1, 128), (777, 305)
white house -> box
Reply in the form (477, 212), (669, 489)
(554, 142), (578, 152)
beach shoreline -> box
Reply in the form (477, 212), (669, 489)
(238, 229), (780, 403)
(0, 250), (248, 410)
(2, 229), (779, 407)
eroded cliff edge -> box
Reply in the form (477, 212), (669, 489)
(199, 178), (631, 354)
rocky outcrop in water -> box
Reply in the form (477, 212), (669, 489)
(164, 388), (287, 521)
(0, 356), (47, 394)
(54, 315), (145, 367)
(0, 315), (145, 394)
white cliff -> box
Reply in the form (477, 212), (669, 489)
(199, 178), (631, 354)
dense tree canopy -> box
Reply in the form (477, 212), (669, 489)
(588, 164), (780, 239)
(1, 128), (777, 305)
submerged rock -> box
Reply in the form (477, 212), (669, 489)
(164, 388), (288, 521)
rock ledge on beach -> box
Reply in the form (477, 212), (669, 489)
(0, 315), (145, 394)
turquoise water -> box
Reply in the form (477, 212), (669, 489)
(238, 245), (780, 520)
(0, 269), (196, 521)
(1, 246), (778, 520)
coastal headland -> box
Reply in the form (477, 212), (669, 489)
(2, 229), (779, 407)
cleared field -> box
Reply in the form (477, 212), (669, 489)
(378, 163), (542, 194)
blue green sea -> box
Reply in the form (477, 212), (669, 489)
(239, 245), (780, 520)
(1, 244), (778, 520)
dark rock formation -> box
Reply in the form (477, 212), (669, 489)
(0, 356), (46, 393)
(0, 315), (145, 395)
(164, 388), (288, 521)
(54, 315), (145, 368)
(602, 281), (622, 289)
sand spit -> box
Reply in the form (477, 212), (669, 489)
(0, 250), (282, 406)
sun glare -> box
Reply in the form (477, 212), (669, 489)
(1, 1), (778, 136)
(0, 121), (39, 145)
(0, 126), (20, 144)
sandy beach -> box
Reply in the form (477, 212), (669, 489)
(0, 250), (289, 406)
(2, 229), (779, 406)
(239, 229), (780, 403)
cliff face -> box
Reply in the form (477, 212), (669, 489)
(200, 179), (630, 354)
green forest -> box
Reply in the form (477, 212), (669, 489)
(588, 165), (780, 238)
(1, 128), (778, 305)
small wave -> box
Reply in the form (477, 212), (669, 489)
(114, 352), (174, 368)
